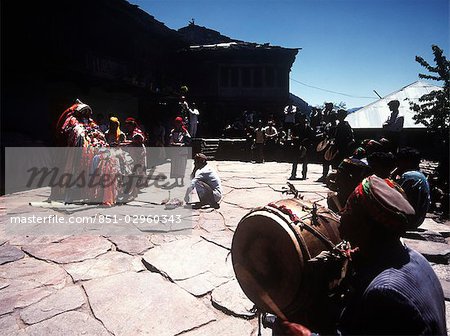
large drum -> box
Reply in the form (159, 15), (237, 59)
(231, 198), (343, 319)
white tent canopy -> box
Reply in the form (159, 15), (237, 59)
(346, 81), (442, 129)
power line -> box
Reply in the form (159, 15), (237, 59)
(290, 77), (377, 99)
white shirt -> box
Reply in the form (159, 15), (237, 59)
(264, 126), (278, 138)
(189, 107), (200, 124)
(189, 165), (223, 202)
(284, 105), (297, 123)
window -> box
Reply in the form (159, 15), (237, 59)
(276, 68), (287, 88)
(220, 67), (229, 87)
(254, 67), (262, 88)
(242, 67), (251, 87)
(230, 67), (239, 87)
(265, 67), (275, 87)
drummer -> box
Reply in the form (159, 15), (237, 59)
(316, 111), (337, 183)
(289, 114), (314, 180)
(275, 175), (446, 335)
(333, 109), (355, 168)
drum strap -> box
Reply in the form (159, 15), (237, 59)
(265, 205), (312, 260)
(267, 203), (337, 253)
(294, 216), (336, 251)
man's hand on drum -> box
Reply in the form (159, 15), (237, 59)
(307, 250), (345, 284)
(273, 320), (312, 336)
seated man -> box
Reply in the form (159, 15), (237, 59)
(275, 175), (446, 335)
(185, 154), (222, 209)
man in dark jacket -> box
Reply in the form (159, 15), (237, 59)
(333, 109), (355, 168)
(383, 99), (404, 153)
(289, 115), (314, 180)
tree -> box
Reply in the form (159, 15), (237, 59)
(318, 101), (347, 110)
(411, 45), (449, 133)
(412, 45), (449, 219)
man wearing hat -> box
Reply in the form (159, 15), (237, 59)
(124, 117), (146, 144)
(330, 109), (354, 166)
(184, 153), (223, 209)
(275, 175), (446, 335)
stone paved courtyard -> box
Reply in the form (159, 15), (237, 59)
(1, 161), (450, 335)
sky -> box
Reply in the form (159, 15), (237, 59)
(130, 0), (449, 109)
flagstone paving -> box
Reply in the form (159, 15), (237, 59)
(1, 161), (449, 335)
(19, 286), (86, 325)
(0, 244), (25, 265)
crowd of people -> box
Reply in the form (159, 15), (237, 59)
(51, 97), (447, 334)
(253, 101), (445, 335)
(52, 98), (445, 217)
(220, 100), (449, 223)
(226, 101), (444, 336)
(237, 101), (356, 183)
(52, 97), (223, 209)
(218, 99), (447, 335)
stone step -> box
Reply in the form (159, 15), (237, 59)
(202, 142), (220, 147)
(200, 139), (220, 158)
(202, 144), (219, 150)
(202, 148), (218, 154)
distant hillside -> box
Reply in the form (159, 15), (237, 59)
(347, 107), (362, 114)
(289, 93), (311, 116)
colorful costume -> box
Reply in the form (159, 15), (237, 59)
(55, 101), (119, 205)
(105, 117), (126, 146)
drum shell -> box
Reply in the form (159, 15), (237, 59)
(231, 198), (342, 318)
(324, 145), (339, 161)
(316, 138), (329, 152)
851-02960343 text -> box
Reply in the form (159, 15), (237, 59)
(9, 214), (183, 225)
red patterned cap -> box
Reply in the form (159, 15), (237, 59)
(342, 175), (415, 233)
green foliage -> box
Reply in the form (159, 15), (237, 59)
(336, 101), (347, 110)
(411, 45), (450, 133)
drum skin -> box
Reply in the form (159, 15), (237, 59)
(231, 198), (341, 317)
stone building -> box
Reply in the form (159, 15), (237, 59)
(178, 23), (300, 135)
(1, 1), (300, 143)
